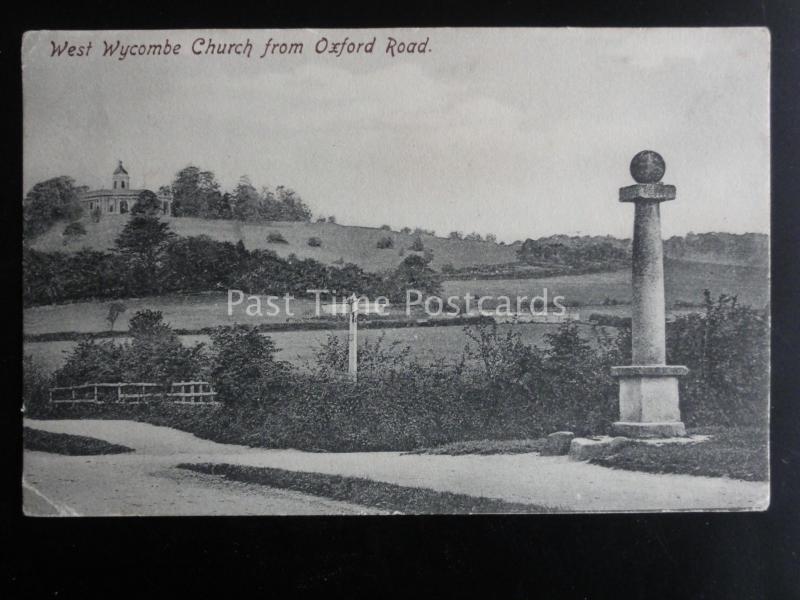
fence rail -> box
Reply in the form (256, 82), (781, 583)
(50, 382), (219, 405)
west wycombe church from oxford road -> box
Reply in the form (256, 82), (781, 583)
(80, 161), (173, 216)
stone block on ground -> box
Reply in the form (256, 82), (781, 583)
(568, 436), (631, 461)
(541, 431), (575, 456)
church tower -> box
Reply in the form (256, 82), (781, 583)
(112, 160), (130, 190)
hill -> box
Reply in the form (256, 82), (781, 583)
(29, 215), (520, 273)
(29, 214), (768, 274)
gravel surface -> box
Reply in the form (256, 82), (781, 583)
(23, 419), (769, 515)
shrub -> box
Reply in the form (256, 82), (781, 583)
(667, 291), (769, 426)
(62, 221), (86, 244)
(54, 310), (206, 388)
(441, 263), (455, 274)
(376, 236), (394, 249)
(267, 232), (289, 244)
(23, 355), (51, 417)
(307, 236), (322, 247)
(208, 324), (291, 406)
(380, 224), (392, 231)
(410, 235), (425, 251)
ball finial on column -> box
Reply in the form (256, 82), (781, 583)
(630, 150), (666, 183)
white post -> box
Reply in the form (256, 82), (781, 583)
(348, 295), (358, 382)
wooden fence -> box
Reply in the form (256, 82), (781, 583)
(49, 381), (219, 405)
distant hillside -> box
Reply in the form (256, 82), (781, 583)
(30, 215), (767, 274)
(518, 233), (768, 268)
(29, 215), (520, 273)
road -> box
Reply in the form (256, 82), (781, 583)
(23, 419), (769, 516)
(23, 420), (384, 516)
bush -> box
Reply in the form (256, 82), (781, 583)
(376, 236), (394, 249)
(307, 236), (322, 247)
(208, 324), (291, 406)
(410, 235), (425, 251)
(23, 355), (51, 417)
(54, 310), (206, 388)
(62, 221), (86, 244)
(667, 291), (769, 426)
(380, 224), (392, 231)
(266, 232), (289, 244)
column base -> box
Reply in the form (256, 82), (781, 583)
(612, 421), (686, 438)
(611, 365), (689, 439)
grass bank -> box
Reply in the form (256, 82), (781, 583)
(23, 426), (134, 455)
(590, 427), (768, 481)
(407, 438), (546, 455)
(178, 463), (551, 514)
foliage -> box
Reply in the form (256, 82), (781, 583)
(410, 235), (425, 251)
(667, 291), (769, 426)
(448, 231), (463, 240)
(114, 215), (177, 295)
(24, 176), (85, 238)
(169, 166), (223, 218)
(307, 236), (322, 247)
(62, 221), (86, 244)
(376, 236), (394, 249)
(53, 310), (206, 388)
(131, 190), (163, 216)
(384, 254), (441, 301)
(207, 325), (291, 406)
(266, 232), (289, 244)
(23, 355), (51, 415)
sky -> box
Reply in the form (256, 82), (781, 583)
(22, 28), (770, 241)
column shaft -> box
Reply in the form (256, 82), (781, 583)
(631, 201), (666, 365)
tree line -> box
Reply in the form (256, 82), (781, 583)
(23, 208), (441, 307)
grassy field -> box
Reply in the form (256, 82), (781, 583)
(24, 321), (604, 375)
(23, 294), (324, 336)
(442, 258), (769, 308)
(30, 215), (520, 272)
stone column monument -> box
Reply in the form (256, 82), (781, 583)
(611, 150), (688, 438)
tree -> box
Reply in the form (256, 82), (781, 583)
(448, 231), (463, 240)
(122, 310), (206, 385)
(275, 186), (312, 222)
(410, 235), (425, 251)
(106, 302), (127, 331)
(115, 215), (176, 294)
(387, 254), (441, 301)
(208, 325), (291, 405)
(232, 176), (261, 221)
(23, 176), (85, 238)
(169, 166), (222, 217)
(131, 190), (162, 216)
(327, 215), (337, 224)
(62, 221), (86, 245)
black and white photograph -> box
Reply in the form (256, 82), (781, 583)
(21, 27), (770, 516)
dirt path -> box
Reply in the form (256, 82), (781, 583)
(23, 420), (384, 516)
(24, 419), (769, 514)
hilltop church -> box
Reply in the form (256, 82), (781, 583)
(80, 161), (173, 216)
